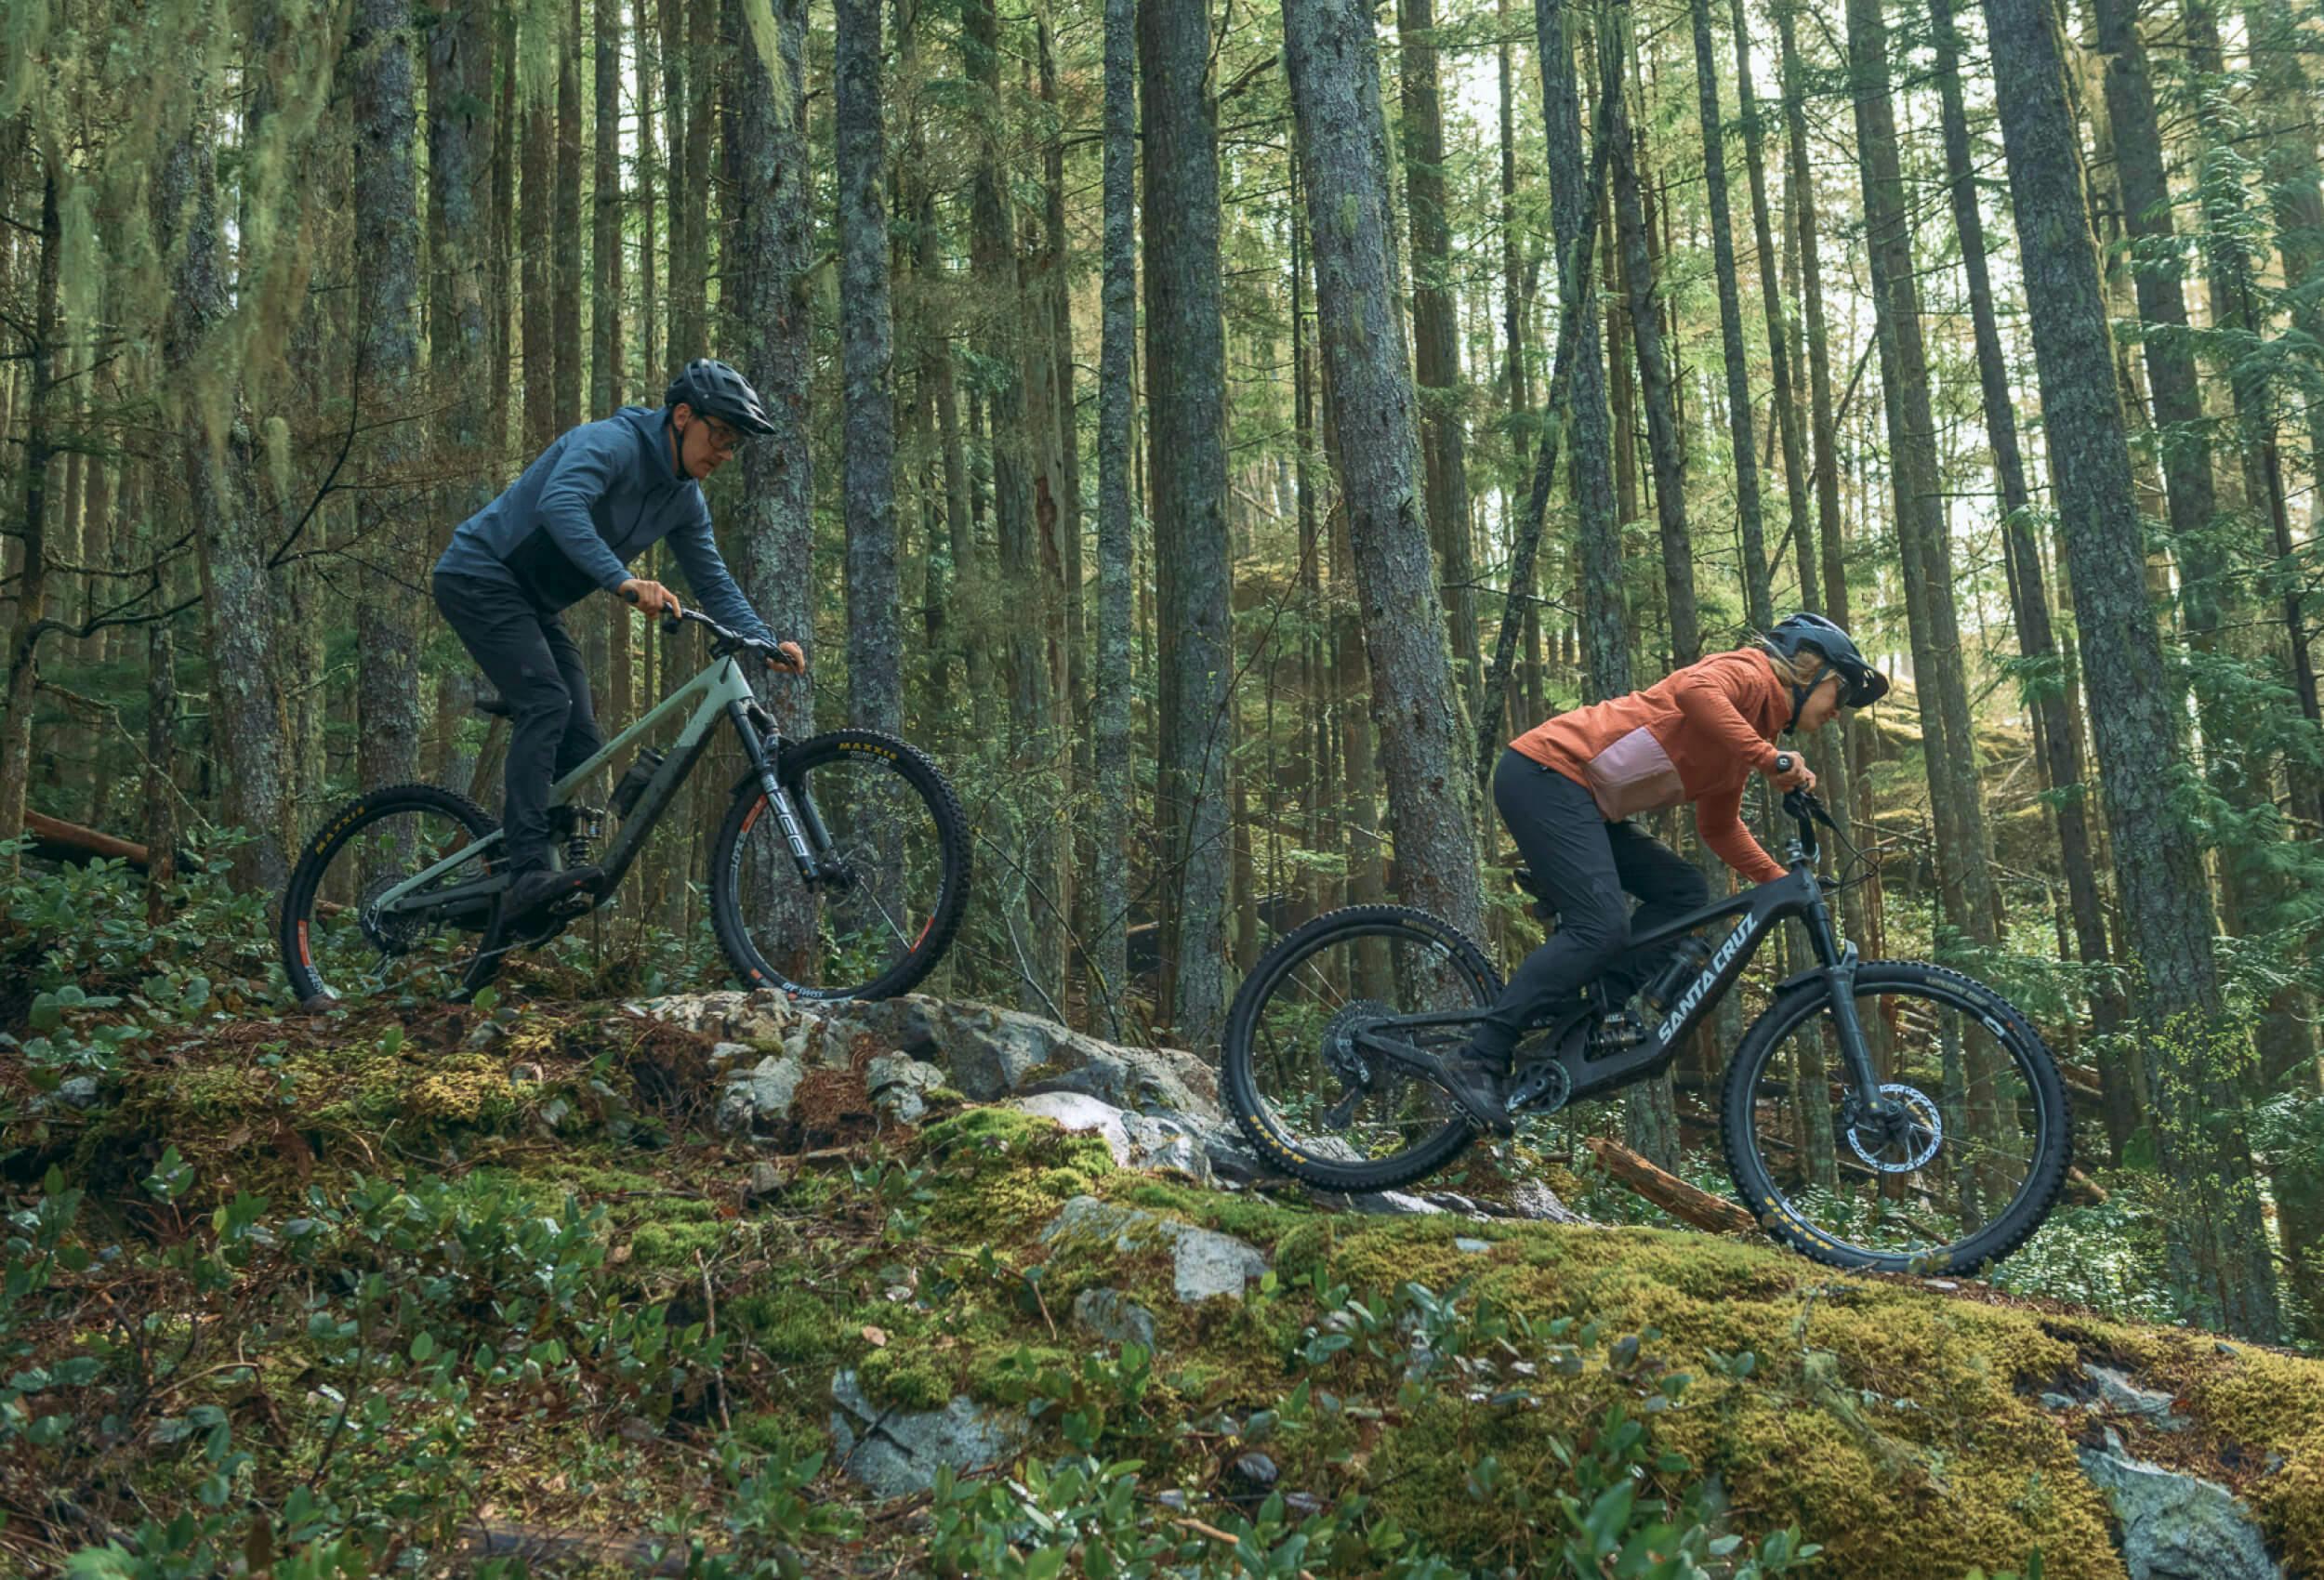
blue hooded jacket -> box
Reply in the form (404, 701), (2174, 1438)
(434, 405), (775, 644)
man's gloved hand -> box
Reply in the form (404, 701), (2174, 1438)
(767, 640), (806, 675)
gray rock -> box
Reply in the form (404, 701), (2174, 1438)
(1120, 1113), (1214, 1183)
(1071, 1287), (1159, 1350)
(1169, 1224), (1270, 1303)
(2083, 1363), (2191, 1431)
(56, 1075), (102, 1111)
(2076, 1443), (2278, 1580)
(828, 1369), (1025, 1501)
(745, 1161), (787, 1204)
(716, 1053), (804, 1134)
(1235, 1452), (1280, 1488)
(1455, 1237), (1493, 1255)
(1504, 1178), (1590, 1224)
(1013, 1092), (1134, 1165)
(867, 1052), (947, 1125)
(708, 1040), (756, 1068)
(1041, 1196), (1270, 1305)
(2040, 1391), (2086, 1413)
(1348, 1190), (1444, 1216)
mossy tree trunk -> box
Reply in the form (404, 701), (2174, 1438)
(1141, 0), (1234, 1047)
(1092, 0), (1137, 1039)
(1984, 0), (2283, 1342)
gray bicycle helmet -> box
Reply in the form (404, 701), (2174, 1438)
(665, 358), (777, 436)
(1763, 612), (1889, 727)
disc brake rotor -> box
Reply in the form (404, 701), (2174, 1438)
(1845, 1082), (1944, 1174)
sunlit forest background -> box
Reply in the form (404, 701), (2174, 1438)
(4, 0), (2323, 1349)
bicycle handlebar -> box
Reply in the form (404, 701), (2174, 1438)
(620, 586), (779, 656)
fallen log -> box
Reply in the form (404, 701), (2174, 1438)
(25, 810), (152, 870)
(1582, 1137), (1758, 1234)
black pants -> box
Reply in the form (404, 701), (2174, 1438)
(1472, 746), (1710, 1065)
(433, 571), (604, 874)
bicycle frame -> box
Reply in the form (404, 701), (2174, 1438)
(371, 650), (824, 922)
(1357, 823), (1886, 1117)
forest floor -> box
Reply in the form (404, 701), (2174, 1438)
(5, 992), (2322, 1578)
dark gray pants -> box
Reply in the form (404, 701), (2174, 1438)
(1472, 747), (1710, 1064)
(433, 571), (604, 874)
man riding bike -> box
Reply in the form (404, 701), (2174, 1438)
(431, 359), (808, 923)
(1439, 612), (1890, 1132)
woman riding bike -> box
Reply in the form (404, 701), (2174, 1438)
(1440, 612), (1890, 1133)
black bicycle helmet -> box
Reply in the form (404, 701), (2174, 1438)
(1763, 612), (1890, 727)
(665, 358), (777, 436)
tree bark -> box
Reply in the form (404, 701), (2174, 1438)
(1396, 0), (1480, 714)
(0, 165), (61, 865)
(1983, 0), (2281, 1341)
(1141, 0), (1234, 1047)
(1844, 0), (1998, 955)
(1602, 15), (1697, 670)
(1731, 0), (1811, 613)
(352, 0), (426, 794)
(837, 0), (902, 743)
(556, 0), (585, 427)
(1093, 0), (1137, 1039)
(1689, 0), (1772, 629)
(1282, 0), (1486, 950)
(1537, 0), (1628, 701)
(1927, 0), (2130, 1152)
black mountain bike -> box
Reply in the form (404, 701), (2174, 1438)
(1222, 776), (2071, 1274)
(280, 607), (971, 1007)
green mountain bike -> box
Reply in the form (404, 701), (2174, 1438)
(280, 608), (971, 1007)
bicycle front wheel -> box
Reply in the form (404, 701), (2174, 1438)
(1221, 905), (1497, 1193)
(1720, 960), (2071, 1275)
(709, 730), (970, 1001)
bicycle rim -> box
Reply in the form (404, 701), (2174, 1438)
(1231, 912), (1487, 1178)
(714, 735), (966, 999)
(285, 797), (500, 1006)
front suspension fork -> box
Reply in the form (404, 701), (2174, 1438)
(1819, 941), (1896, 1121)
(731, 702), (834, 884)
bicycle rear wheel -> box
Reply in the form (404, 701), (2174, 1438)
(1221, 905), (1496, 1192)
(280, 784), (504, 1007)
(1720, 960), (2071, 1275)
(709, 730), (970, 1000)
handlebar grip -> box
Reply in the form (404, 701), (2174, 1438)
(1774, 752), (1793, 774)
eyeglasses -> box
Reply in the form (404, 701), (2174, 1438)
(698, 415), (746, 455)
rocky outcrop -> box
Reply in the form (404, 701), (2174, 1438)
(827, 1368), (1025, 1501)
(2077, 1428), (2280, 1580)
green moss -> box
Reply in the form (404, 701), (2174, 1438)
(914, 1105), (1118, 1238)
(859, 1346), (950, 1411)
(734, 1408), (827, 1463)
(732, 1290), (844, 1365)
(627, 1219), (733, 1269)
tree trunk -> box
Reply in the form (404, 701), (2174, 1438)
(837, 0), (902, 742)
(0, 166), (61, 865)
(431, 0), (497, 774)
(1282, 0), (1486, 952)
(1139, 0), (1234, 1048)
(723, 0), (815, 965)
(557, 0), (585, 426)
(523, 31), (557, 454)
(1928, 0), (2130, 1152)
(1983, 0), (2281, 1342)
(1397, 0), (1480, 716)
(636, 0), (661, 384)
(353, 0), (426, 795)
(1536, 0), (1628, 701)
(661, 0), (691, 363)
(1602, 17), (1697, 671)
(1093, 0), (1137, 1039)
(1732, 0), (1811, 614)
(1689, 0), (1771, 629)
(1845, 0), (1997, 956)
